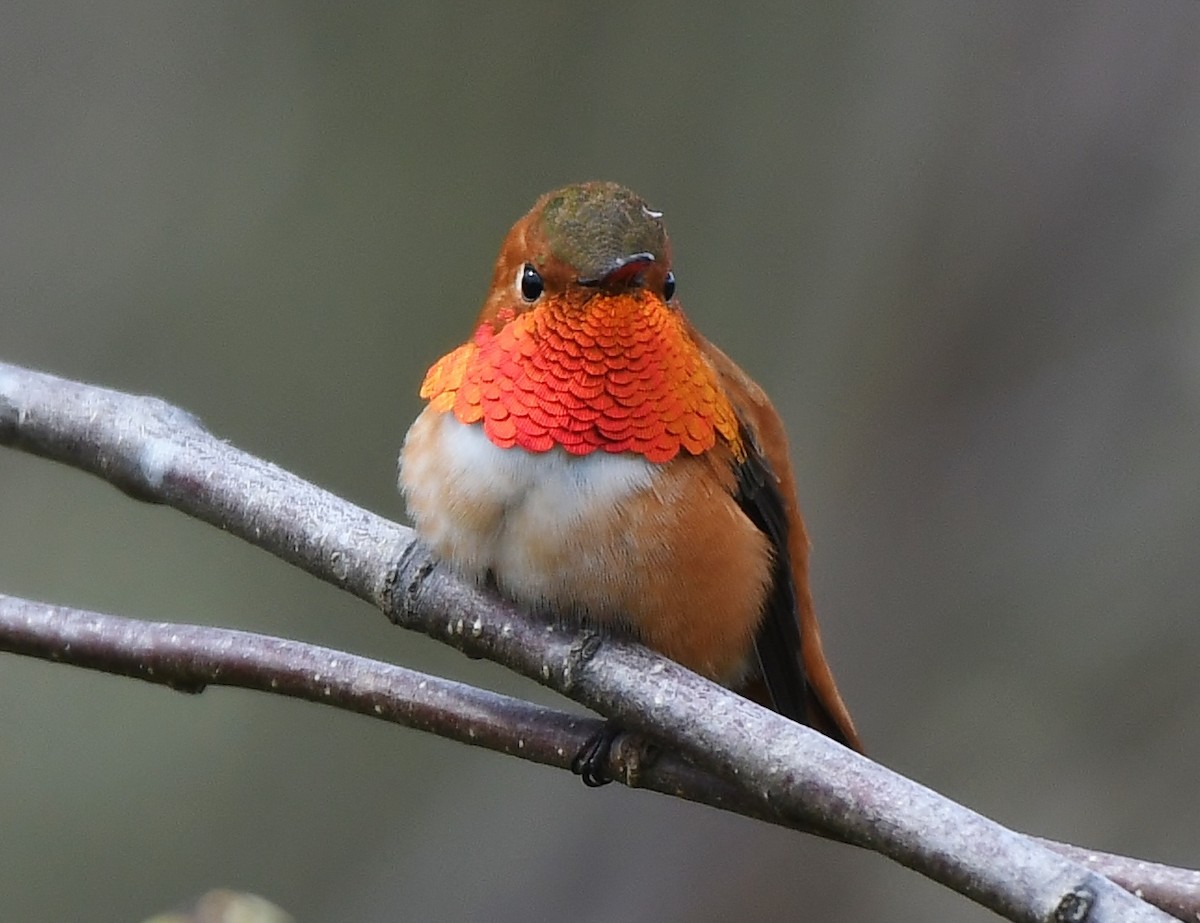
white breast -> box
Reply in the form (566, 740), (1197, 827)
(399, 409), (660, 613)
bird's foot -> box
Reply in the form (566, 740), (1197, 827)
(571, 721), (659, 788)
(572, 722), (621, 787)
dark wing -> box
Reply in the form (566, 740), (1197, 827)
(699, 330), (862, 751)
(732, 424), (810, 724)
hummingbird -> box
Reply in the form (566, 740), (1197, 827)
(399, 182), (862, 772)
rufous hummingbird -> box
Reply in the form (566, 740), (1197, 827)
(399, 182), (862, 771)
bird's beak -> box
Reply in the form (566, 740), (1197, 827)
(577, 252), (656, 288)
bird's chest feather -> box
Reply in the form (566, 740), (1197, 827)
(400, 409), (661, 612)
(400, 407), (772, 682)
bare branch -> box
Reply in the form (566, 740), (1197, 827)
(5, 594), (1194, 923)
(0, 592), (591, 763)
(0, 592), (768, 819)
(0, 363), (407, 606)
(0, 360), (1188, 923)
(1038, 840), (1200, 923)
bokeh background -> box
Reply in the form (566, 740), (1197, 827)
(3, 3), (1200, 921)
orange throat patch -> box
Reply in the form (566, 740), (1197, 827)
(420, 291), (742, 463)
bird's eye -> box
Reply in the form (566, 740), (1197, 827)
(518, 263), (544, 302)
(663, 270), (676, 301)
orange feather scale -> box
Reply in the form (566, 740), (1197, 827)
(420, 291), (742, 463)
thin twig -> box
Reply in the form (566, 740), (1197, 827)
(0, 360), (1190, 923)
(1036, 840), (1200, 923)
(0, 593), (771, 818)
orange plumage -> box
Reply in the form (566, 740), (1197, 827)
(420, 288), (742, 461)
(400, 181), (861, 753)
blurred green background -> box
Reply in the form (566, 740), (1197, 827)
(3, 3), (1200, 921)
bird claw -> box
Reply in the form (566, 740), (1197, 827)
(571, 722), (662, 787)
(572, 722), (622, 787)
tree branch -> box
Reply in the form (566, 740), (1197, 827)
(2, 590), (1192, 919)
(1036, 840), (1200, 923)
(0, 592), (771, 818)
(0, 360), (1190, 923)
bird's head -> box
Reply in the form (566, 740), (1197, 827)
(420, 182), (739, 462)
(475, 181), (676, 328)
